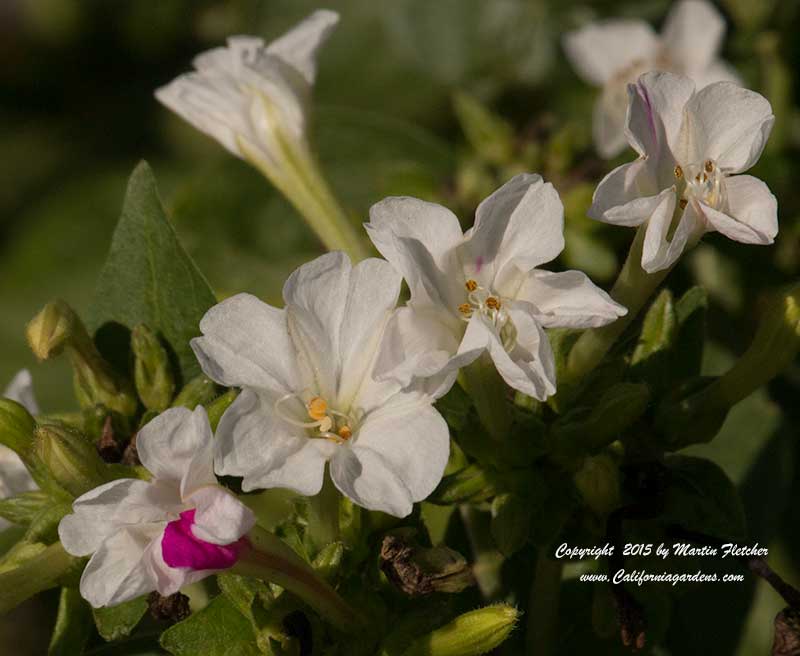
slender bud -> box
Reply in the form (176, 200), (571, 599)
(490, 494), (532, 557)
(205, 389), (238, 431)
(400, 604), (519, 656)
(573, 454), (621, 516)
(380, 529), (474, 596)
(172, 375), (218, 409)
(26, 301), (137, 417)
(131, 324), (175, 412)
(0, 399), (36, 455)
(32, 424), (113, 497)
(429, 463), (497, 505)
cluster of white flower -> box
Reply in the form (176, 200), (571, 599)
(0, 3), (777, 611)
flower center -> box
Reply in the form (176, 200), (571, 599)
(274, 393), (355, 444)
(458, 280), (518, 351)
(674, 159), (725, 211)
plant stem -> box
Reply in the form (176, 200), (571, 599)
(307, 471), (340, 550)
(562, 226), (672, 391)
(234, 526), (363, 632)
(0, 542), (81, 614)
(526, 549), (564, 656)
(459, 353), (512, 442)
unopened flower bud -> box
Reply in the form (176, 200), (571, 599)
(26, 301), (137, 417)
(0, 399), (36, 455)
(380, 529), (474, 596)
(172, 375), (218, 409)
(400, 604), (519, 656)
(132, 324), (175, 412)
(32, 424), (113, 497)
(573, 454), (621, 516)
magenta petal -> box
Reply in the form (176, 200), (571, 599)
(162, 509), (249, 570)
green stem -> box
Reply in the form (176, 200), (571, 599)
(563, 226), (672, 390)
(458, 505), (502, 599)
(459, 353), (512, 441)
(233, 526), (362, 632)
(306, 472), (340, 550)
(526, 550), (564, 656)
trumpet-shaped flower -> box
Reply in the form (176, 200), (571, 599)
(564, 0), (740, 158)
(589, 72), (776, 273)
(155, 10), (336, 173)
(1, 371), (39, 529)
(192, 252), (450, 518)
(58, 407), (255, 607)
(365, 174), (626, 400)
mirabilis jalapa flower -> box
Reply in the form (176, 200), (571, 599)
(1, 371), (39, 529)
(589, 71), (776, 273)
(365, 174), (627, 401)
(564, 0), (740, 158)
(58, 407), (255, 607)
(192, 252), (450, 518)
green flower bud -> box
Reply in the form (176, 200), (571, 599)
(205, 389), (238, 431)
(400, 604), (519, 656)
(26, 301), (137, 417)
(491, 494), (532, 557)
(171, 375), (218, 409)
(131, 324), (175, 412)
(0, 399), (36, 455)
(573, 454), (621, 516)
(380, 529), (474, 596)
(32, 424), (113, 498)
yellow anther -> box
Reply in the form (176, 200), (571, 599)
(679, 198), (688, 210)
(465, 279), (478, 292)
(338, 425), (352, 441)
(704, 160), (714, 173)
(695, 173), (702, 182)
(486, 297), (501, 310)
(458, 303), (473, 315)
(307, 396), (328, 421)
(674, 165), (683, 179)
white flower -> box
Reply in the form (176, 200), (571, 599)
(191, 252), (450, 518)
(1, 371), (39, 529)
(564, 0), (740, 158)
(589, 71), (776, 273)
(58, 407), (255, 608)
(365, 174), (627, 400)
(155, 10), (337, 174)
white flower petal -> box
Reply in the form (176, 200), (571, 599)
(348, 399), (449, 508)
(366, 197), (464, 310)
(0, 446), (36, 523)
(283, 252), (350, 401)
(265, 10), (339, 84)
(682, 82), (774, 173)
(463, 174), (564, 287)
(626, 72), (695, 165)
(515, 270), (626, 328)
(3, 370), (39, 415)
(661, 0), (725, 76)
(701, 175), (778, 244)
(214, 389), (331, 495)
(336, 258), (401, 407)
(641, 191), (703, 273)
(593, 92), (629, 159)
(373, 307), (461, 394)
(589, 159), (654, 224)
(691, 58), (741, 90)
(78, 526), (161, 608)
(186, 486), (255, 546)
(59, 479), (177, 557)
(192, 293), (298, 393)
(136, 407), (216, 496)
(329, 447), (413, 518)
(563, 20), (658, 86)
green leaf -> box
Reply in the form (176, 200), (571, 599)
(160, 595), (262, 656)
(490, 493), (531, 557)
(661, 455), (747, 541)
(93, 596), (148, 642)
(89, 162), (217, 381)
(49, 587), (92, 655)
